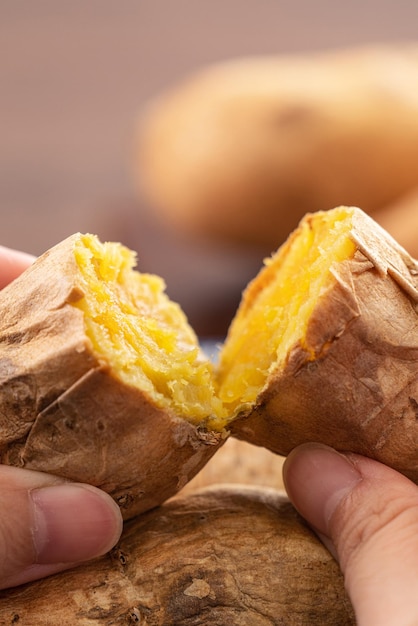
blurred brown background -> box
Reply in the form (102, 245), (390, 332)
(2, 1), (418, 336)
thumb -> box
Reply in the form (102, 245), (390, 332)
(0, 465), (123, 590)
(0, 245), (35, 289)
(283, 443), (418, 626)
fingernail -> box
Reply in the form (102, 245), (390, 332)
(283, 443), (362, 536)
(30, 484), (123, 564)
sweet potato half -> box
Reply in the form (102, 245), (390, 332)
(219, 205), (418, 481)
(1, 205), (418, 515)
(0, 234), (224, 519)
(0, 485), (355, 625)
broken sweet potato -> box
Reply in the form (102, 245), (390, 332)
(1, 205), (418, 515)
(220, 206), (418, 482)
(0, 233), (224, 519)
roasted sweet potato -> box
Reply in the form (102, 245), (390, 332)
(219, 206), (418, 482)
(135, 44), (418, 247)
(0, 233), (223, 520)
(0, 485), (355, 625)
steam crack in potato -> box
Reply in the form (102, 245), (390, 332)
(1, 205), (418, 518)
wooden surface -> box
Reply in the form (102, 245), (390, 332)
(1, 1), (417, 335)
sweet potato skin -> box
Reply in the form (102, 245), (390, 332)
(0, 485), (355, 625)
(0, 235), (222, 520)
(231, 209), (418, 481)
(136, 44), (418, 247)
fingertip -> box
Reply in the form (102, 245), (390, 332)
(284, 445), (418, 625)
(283, 443), (362, 536)
(0, 245), (35, 288)
(30, 483), (123, 565)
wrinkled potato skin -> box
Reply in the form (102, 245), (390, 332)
(0, 486), (355, 625)
(136, 44), (418, 247)
(0, 235), (222, 520)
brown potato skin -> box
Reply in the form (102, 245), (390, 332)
(0, 486), (355, 625)
(136, 44), (418, 247)
(231, 209), (418, 482)
(0, 235), (222, 520)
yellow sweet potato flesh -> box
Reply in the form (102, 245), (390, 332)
(217, 206), (356, 414)
(72, 234), (225, 425)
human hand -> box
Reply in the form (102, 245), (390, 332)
(0, 244), (36, 289)
(283, 443), (418, 626)
(0, 245), (123, 589)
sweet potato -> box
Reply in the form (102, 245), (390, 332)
(219, 206), (418, 482)
(0, 233), (223, 520)
(0, 485), (355, 625)
(135, 44), (418, 247)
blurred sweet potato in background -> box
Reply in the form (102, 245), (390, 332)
(135, 43), (418, 255)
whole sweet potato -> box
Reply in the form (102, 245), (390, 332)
(0, 486), (355, 625)
(136, 44), (418, 247)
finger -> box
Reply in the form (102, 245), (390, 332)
(0, 245), (35, 289)
(0, 465), (123, 590)
(283, 443), (418, 626)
